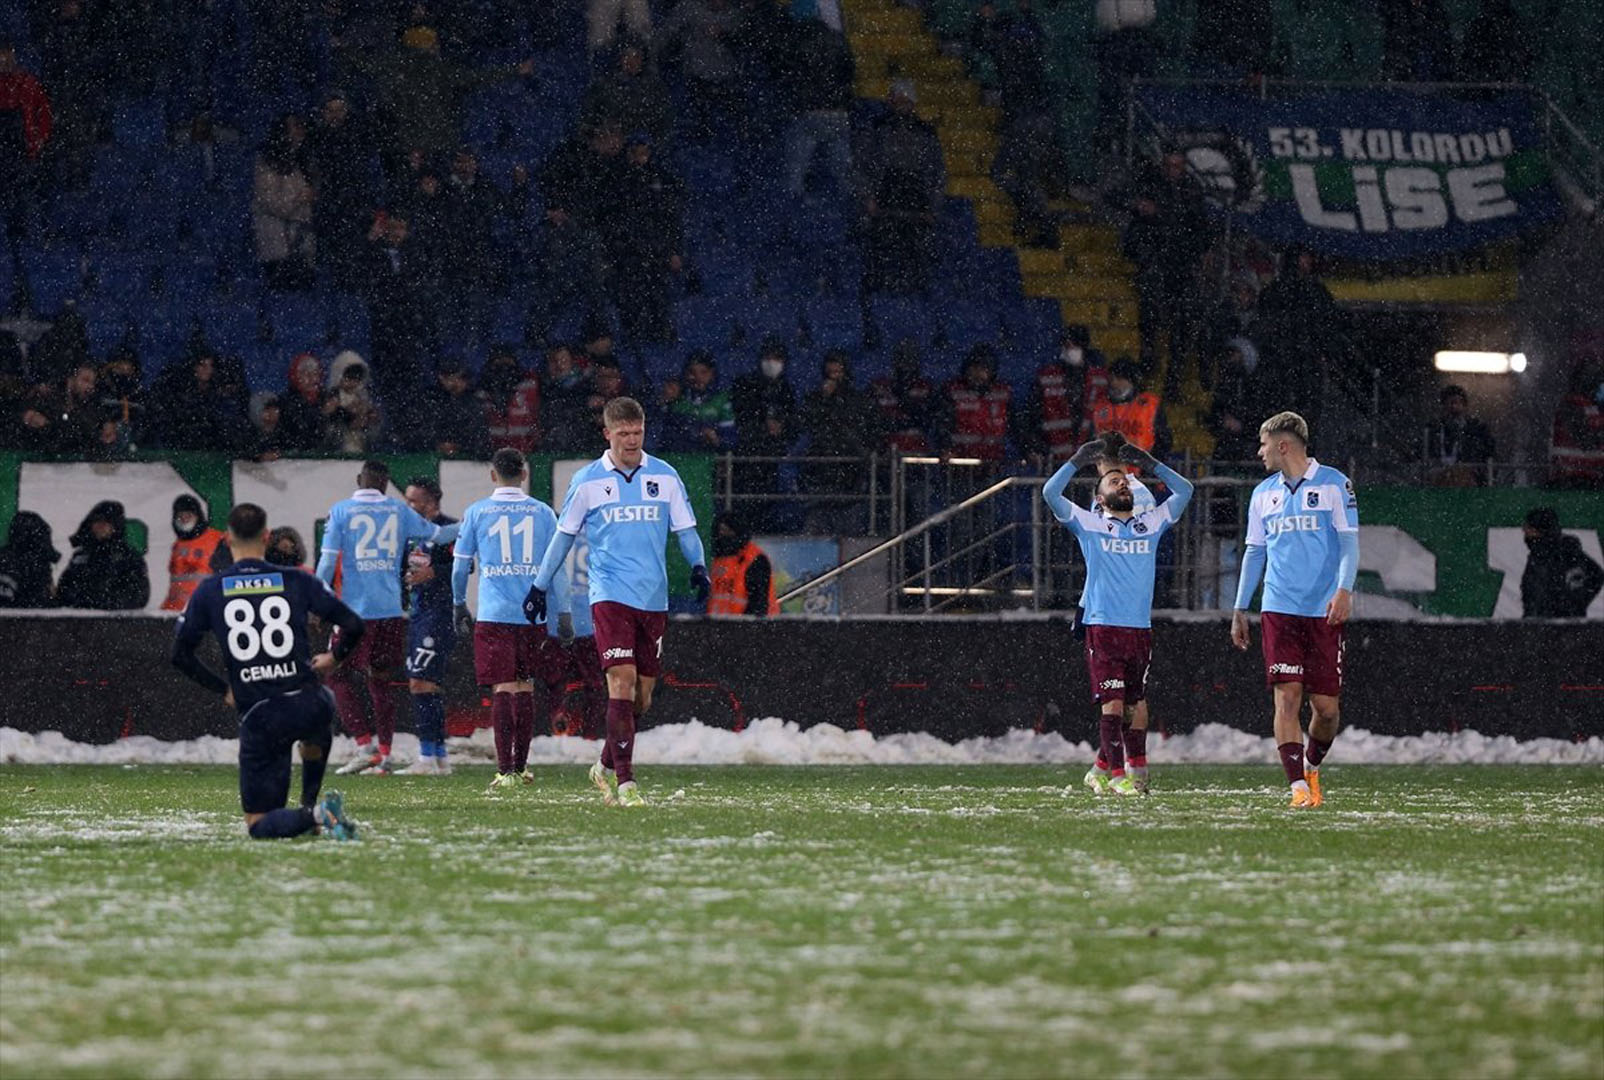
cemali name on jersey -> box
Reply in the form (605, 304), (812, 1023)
(556, 451), (697, 613)
(454, 489), (565, 625)
(321, 489), (446, 619)
(1246, 458), (1358, 618)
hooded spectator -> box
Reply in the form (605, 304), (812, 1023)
(247, 391), (295, 461)
(1521, 507), (1604, 618)
(162, 494), (230, 611)
(324, 350), (383, 453)
(55, 500), (149, 610)
(279, 352), (326, 451)
(0, 511), (60, 608)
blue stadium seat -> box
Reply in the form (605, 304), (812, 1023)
(20, 250), (84, 316)
(110, 97), (167, 148)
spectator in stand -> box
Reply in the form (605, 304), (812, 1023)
(323, 351), (383, 453)
(307, 89), (376, 289)
(1425, 384), (1496, 486)
(1207, 342), (1267, 462)
(28, 305), (91, 390)
(0, 510), (60, 608)
(362, 212), (438, 435)
(55, 500), (149, 610)
(993, 108), (1066, 248)
(19, 361), (118, 457)
(775, 13), (855, 204)
(1383, 0), (1455, 82)
(0, 331), (27, 441)
(589, 0), (652, 57)
(443, 147), (530, 295)
(1257, 245), (1345, 427)
(1086, 357), (1171, 463)
(540, 343), (595, 453)
(1191, 0), (1275, 79)
(395, 162), (450, 281)
(265, 526), (310, 572)
(604, 133), (684, 344)
(425, 358), (491, 459)
(871, 341), (938, 454)
(253, 113), (318, 291)
(533, 122), (620, 342)
(733, 338), (800, 530)
(1460, 0), (1533, 83)
(1548, 360), (1604, 489)
(582, 40), (672, 153)
(39, 0), (101, 191)
(1021, 334), (1087, 465)
(581, 316), (618, 370)
(279, 352), (327, 451)
(1057, 325), (1113, 440)
(656, 0), (749, 143)
(1092, 0), (1158, 153)
(480, 344), (542, 453)
(581, 357), (631, 438)
(800, 350), (876, 534)
(857, 80), (945, 295)
(970, 0), (1050, 120)
(938, 345), (1013, 464)
(1520, 507), (1604, 618)
(1203, 270), (1262, 391)
(162, 495), (230, 612)
(97, 345), (144, 452)
(707, 511), (777, 616)
(246, 392), (296, 461)
(0, 40), (51, 266)
(1121, 148), (1212, 395)
(144, 352), (242, 452)
(660, 350), (737, 452)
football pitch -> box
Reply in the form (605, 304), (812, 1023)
(2, 764), (1600, 1079)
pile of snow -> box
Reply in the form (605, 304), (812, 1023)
(3, 719), (1600, 766)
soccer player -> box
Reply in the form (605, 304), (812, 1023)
(451, 448), (572, 791)
(1230, 411), (1358, 809)
(530, 396), (711, 808)
(171, 503), (361, 840)
(318, 460), (459, 775)
(397, 476), (457, 776)
(1043, 434), (1194, 796)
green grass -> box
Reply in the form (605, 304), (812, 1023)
(1, 765), (1601, 1079)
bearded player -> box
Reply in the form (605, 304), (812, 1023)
(1043, 433), (1194, 796)
(1231, 411), (1359, 809)
(529, 397), (711, 807)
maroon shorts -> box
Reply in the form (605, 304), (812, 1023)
(473, 621), (547, 686)
(1261, 611), (1346, 697)
(331, 616), (406, 673)
(591, 601), (668, 678)
(1084, 624), (1153, 704)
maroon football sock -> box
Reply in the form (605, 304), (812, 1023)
(1099, 713), (1125, 774)
(1123, 725), (1148, 766)
(606, 698), (636, 784)
(330, 669), (369, 739)
(1307, 735), (1333, 768)
(513, 692), (535, 773)
(491, 693), (515, 775)
(1278, 741), (1306, 784)
(368, 671), (397, 750)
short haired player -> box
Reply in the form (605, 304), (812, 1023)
(1043, 433), (1194, 796)
(529, 397), (711, 807)
(171, 504), (361, 839)
(1230, 411), (1359, 808)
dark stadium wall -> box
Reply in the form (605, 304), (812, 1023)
(3, 617), (1600, 744)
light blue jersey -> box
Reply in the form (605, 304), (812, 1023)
(451, 488), (568, 625)
(537, 451), (704, 613)
(1044, 462), (1194, 629)
(548, 532), (596, 639)
(1238, 458), (1359, 617)
(319, 489), (450, 619)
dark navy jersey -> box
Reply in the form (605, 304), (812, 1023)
(173, 558), (363, 713)
(405, 512), (457, 622)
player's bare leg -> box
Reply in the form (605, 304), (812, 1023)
(601, 665), (644, 806)
(1123, 702), (1150, 793)
(1304, 694), (1340, 806)
(1273, 682), (1315, 807)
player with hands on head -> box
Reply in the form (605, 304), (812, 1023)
(1043, 433), (1193, 796)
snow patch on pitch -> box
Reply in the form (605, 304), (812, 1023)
(3, 719), (1601, 766)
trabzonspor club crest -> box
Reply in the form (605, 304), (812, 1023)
(646, 480), (660, 497)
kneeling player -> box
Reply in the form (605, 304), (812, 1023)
(171, 504), (361, 839)
(1043, 435), (1194, 795)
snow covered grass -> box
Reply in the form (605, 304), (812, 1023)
(0, 763), (1600, 1079)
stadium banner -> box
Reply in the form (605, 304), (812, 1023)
(756, 536), (843, 616)
(2, 616), (1600, 743)
(0, 453), (714, 612)
(1359, 488), (1604, 618)
(1135, 85), (1564, 259)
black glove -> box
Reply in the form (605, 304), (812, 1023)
(1118, 441), (1160, 471)
(523, 584), (547, 624)
(556, 612), (575, 644)
(1069, 439), (1106, 470)
(1101, 430), (1128, 454)
(690, 565), (712, 603)
(453, 602), (474, 637)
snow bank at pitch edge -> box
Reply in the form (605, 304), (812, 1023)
(3, 719), (1601, 766)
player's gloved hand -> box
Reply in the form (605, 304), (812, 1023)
(557, 612), (575, 644)
(453, 602), (474, 637)
(523, 584), (547, 624)
(690, 565), (712, 603)
(1118, 441), (1160, 471)
(1069, 438), (1106, 470)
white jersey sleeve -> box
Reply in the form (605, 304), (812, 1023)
(1245, 486), (1267, 546)
(556, 474), (591, 535)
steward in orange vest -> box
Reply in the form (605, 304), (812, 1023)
(162, 495), (231, 611)
(707, 513), (778, 616)
(1086, 358), (1171, 462)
